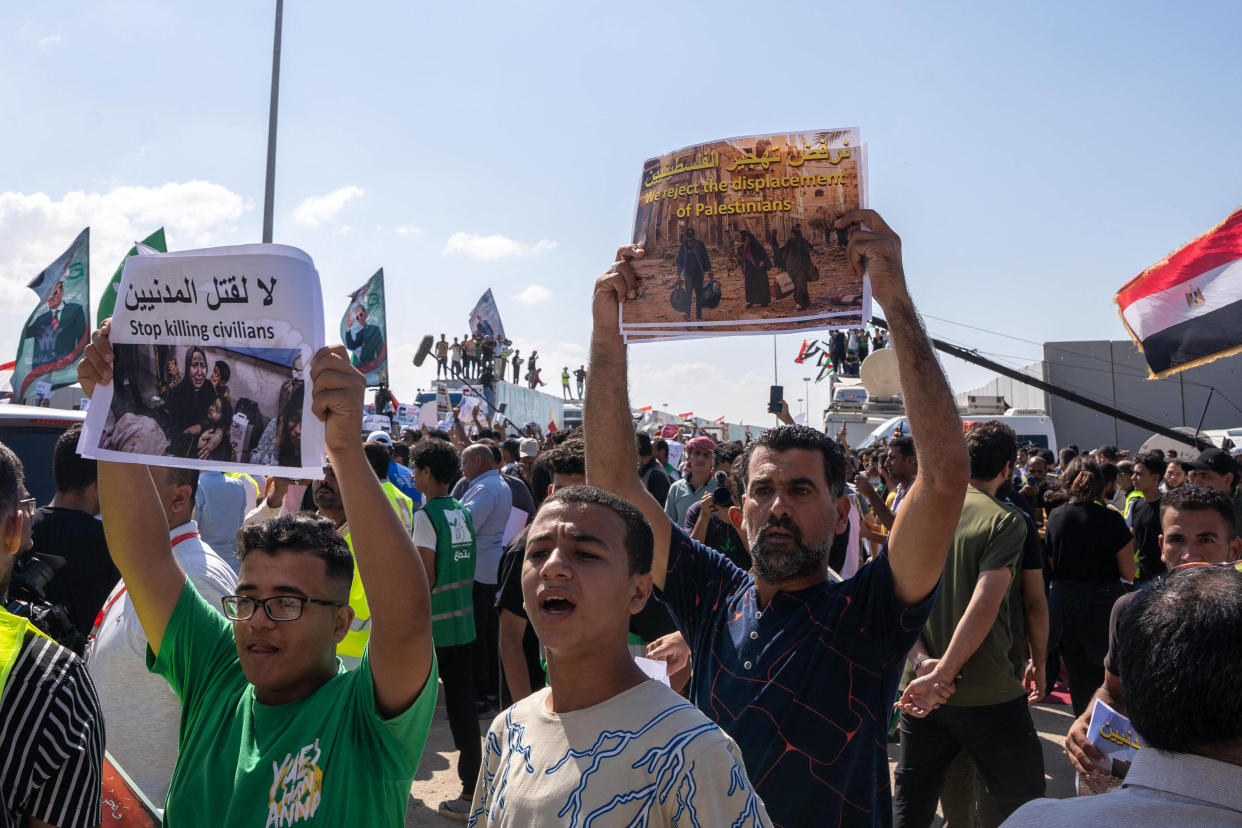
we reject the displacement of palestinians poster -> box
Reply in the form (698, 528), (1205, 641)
(12, 228), (91, 402)
(80, 244), (327, 479)
(622, 130), (870, 341)
(341, 269), (388, 386)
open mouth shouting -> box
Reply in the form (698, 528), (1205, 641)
(536, 590), (577, 621)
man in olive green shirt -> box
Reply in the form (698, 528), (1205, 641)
(893, 421), (1045, 827)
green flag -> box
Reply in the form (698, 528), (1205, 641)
(340, 269), (388, 386)
(12, 228), (91, 402)
(96, 228), (167, 326)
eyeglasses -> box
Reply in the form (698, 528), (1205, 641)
(1170, 560), (1242, 574)
(221, 594), (344, 622)
(17, 497), (36, 516)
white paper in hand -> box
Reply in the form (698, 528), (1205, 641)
(634, 656), (671, 687)
(80, 244), (326, 478)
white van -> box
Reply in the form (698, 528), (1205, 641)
(1139, 426), (1241, 457)
(860, 413), (1058, 451)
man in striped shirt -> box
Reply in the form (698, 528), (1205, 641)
(0, 440), (103, 828)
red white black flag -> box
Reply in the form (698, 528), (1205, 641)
(1116, 208), (1242, 378)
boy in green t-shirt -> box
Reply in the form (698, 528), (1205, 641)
(80, 328), (438, 827)
(410, 438), (479, 821)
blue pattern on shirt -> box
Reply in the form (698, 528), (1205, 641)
(659, 525), (934, 828)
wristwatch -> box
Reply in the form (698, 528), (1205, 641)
(912, 653), (931, 673)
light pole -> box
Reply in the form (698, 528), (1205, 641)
(261, 0), (284, 243)
(803, 376), (811, 427)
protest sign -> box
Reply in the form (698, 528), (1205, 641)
(1075, 698), (1145, 796)
(622, 131), (870, 342)
(12, 228), (91, 402)
(98, 229), (167, 326)
(80, 244), (326, 478)
(362, 414), (391, 434)
(101, 752), (161, 826)
(341, 269), (388, 386)
(469, 289), (506, 340)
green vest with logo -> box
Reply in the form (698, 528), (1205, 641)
(423, 497), (477, 647)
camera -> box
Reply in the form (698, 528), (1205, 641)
(7, 553), (87, 655)
(712, 471), (733, 507)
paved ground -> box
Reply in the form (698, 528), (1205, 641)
(405, 682), (1079, 827)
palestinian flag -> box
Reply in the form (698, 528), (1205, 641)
(1116, 208), (1242, 378)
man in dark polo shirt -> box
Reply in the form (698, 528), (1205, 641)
(585, 210), (971, 827)
(1127, 451), (1168, 582)
(1184, 447), (1242, 538)
(1064, 484), (1241, 775)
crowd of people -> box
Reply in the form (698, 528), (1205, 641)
(2, 209), (1240, 827)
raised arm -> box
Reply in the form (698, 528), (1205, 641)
(836, 210), (969, 606)
(310, 346), (433, 717)
(78, 321), (185, 655)
(585, 246), (674, 588)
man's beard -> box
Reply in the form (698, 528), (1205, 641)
(749, 514), (829, 583)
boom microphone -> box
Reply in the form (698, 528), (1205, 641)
(412, 335), (435, 367)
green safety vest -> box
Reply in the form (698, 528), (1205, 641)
(423, 497), (477, 647)
(0, 609), (51, 700)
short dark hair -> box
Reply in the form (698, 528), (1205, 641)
(1095, 445), (1120, 463)
(1160, 485), (1237, 539)
(715, 441), (744, 469)
(1117, 566), (1242, 753)
(0, 440), (24, 517)
(392, 443), (409, 463)
(738, 425), (846, 497)
(53, 426), (97, 493)
(965, 420), (1017, 480)
(1133, 451), (1168, 479)
(502, 438), (522, 463)
(411, 439), (460, 485)
(1100, 463), (1119, 485)
(213, 360), (231, 383)
(166, 467), (200, 501)
(653, 438), (669, 454)
(889, 435), (916, 461)
(238, 513), (354, 592)
(635, 432), (653, 458)
(363, 442), (391, 480)
(548, 440), (585, 478)
(425, 428), (452, 442)
(1059, 447), (1079, 467)
(1037, 448), (1056, 466)
(540, 485), (653, 575)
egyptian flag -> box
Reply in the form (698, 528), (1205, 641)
(1117, 208), (1242, 378)
(637, 405), (653, 412)
(678, 411), (694, 419)
(713, 416), (725, 423)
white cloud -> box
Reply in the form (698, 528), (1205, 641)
(0, 181), (247, 301)
(37, 34), (61, 47)
(335, 224), (353, 235)
(291, 185), (364, 226)
(394, 223), (423, 236)
(442, 232), (557, 260)
(513, 284), (550, 306)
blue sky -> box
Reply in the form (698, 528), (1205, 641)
(3, 1), (1240, 427)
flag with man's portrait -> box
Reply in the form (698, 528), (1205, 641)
(12, 228), (91, 402)
(1117, 208), (1242, 378)
(340, 269), (388, 386)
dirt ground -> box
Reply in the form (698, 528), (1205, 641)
(405, 682), (1078, 826)
(625, 242), (863, 328)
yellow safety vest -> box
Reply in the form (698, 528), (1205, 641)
(337, 485), (415, 660)
(0, 609), (52, 700)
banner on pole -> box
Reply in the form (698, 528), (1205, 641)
(341, 269), (388, 386)
(12, 228), (91, 403)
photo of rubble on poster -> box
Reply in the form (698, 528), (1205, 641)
(623, 129), (869, 338)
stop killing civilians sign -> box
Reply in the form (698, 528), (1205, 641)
(1116, 208), (1242, 378)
